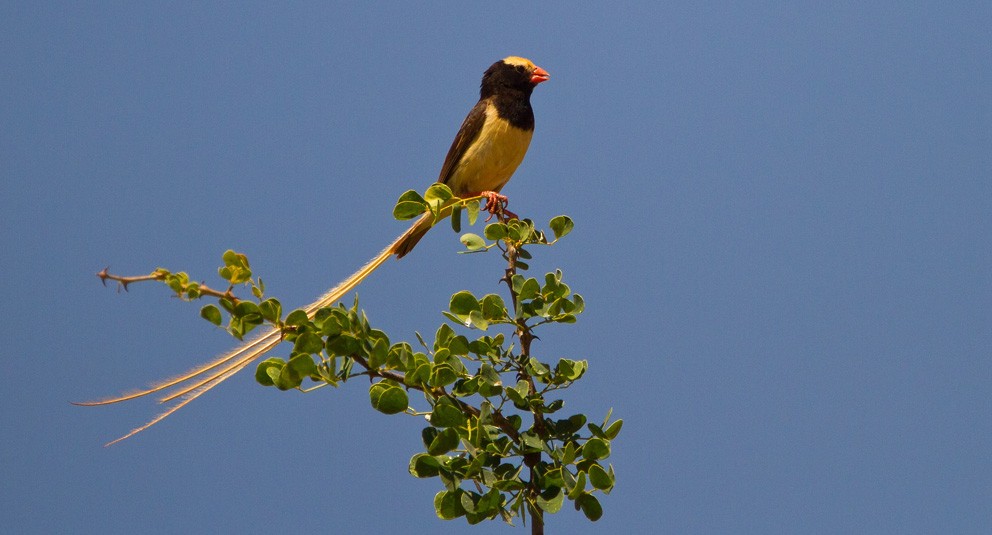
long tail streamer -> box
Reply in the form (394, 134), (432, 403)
(77, 213), (435, 446)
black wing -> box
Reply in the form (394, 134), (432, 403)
(438, 98), (489, 187)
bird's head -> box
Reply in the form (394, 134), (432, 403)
(481, 56), (550, 97)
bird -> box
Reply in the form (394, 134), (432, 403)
(78, 56), (550, 445)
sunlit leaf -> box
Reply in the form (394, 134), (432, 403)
(369, 381), (408, 414)
(582, 437), (611, 461)
(393, 190), (429, 220)
(549, 215), (574, 240)
(460, 233), (486, 251)
(536, 487), (564, 514)
(254, 357), (285, 387)
(434, 490), (466, 520)
(200, 304), (222, 326)
(429, 397), (466, 427)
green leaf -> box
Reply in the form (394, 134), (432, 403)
(429, 397), (466, 428)
(567, 471), (586, 499)
(258, 298), (281, 323)
(325, 333), (360, 356)
(588, 423), (606, 439)
(429, 364), (459, 387)
(292, 331), (324, 355)
(386, 342), (414, 369)
(520, 430), (544, 453)
(200, 304), (222, 326)
(575, 493), (603, 521)
(557, 414), (587, 436)
(369, 382), (408, 414)
(393, 190), (429, 220)
(450, 205), (462, 233)
(549, 215), (574, 240)
(421, 426), (439, 448)
(409, 453), (442, 478)
(185, 282), (201, 299)
(368, 336), (389, 369)
(476, 489), (502, 515)
(466, 200), (480, 225)
(555, 358), (588, 382)
(218, 296), (235, 314)
(519, 278), (540, 300)
(254, 357), (285, 387)
(434, 490), (466, 520)
(233, 301), (260, 319)
(447, 335), (469, 356)
(468, 310), (489, 331)
(221, 249), (240, 265)
(460, 233), (486, 251)
(433, 323), (454, 348)
(424, 183), (454, 209)
(572, 294), (585, 314)
(274, 354), (317, 389)
(405, 361), (432, 388)
(477, 364), (503, 397)
(449, 290), (481, 322)
(492, 478), (526, 492)
(483, 223), (507, 240)
(513, 379), (530, 399)
(582, 437), (611, 461)
(219, 250), (252, 284)
(604, 419), (624, 440)
(459, 491), (477, 514)
(527, 358), (550, 378)
(536, 487), (564, 514)
(285, 309), (309, 326)
(427, 427), (460, 455)
(451, 377), (479, 397)
(561, 465), (577, 490)
(504, 383), (528, 408)
(588, 463), (614, 492)
(562, 441), (579, 465)
(480, 294), (507, 321)
(506, 219), (527, 241)
(445, 308), (472, 333)
(287, 353), (317, 378)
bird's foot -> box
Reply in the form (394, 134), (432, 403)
(476, 191), (517, 222)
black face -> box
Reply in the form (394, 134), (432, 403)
(480, 61), (535, 98)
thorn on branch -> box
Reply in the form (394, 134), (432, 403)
(95, 268), (168, 293)
(97, 267), (111, 287)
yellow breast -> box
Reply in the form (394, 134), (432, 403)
(446, 104), (534, 195)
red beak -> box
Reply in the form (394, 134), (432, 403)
(530, 66), (550, 85)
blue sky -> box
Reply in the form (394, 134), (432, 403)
(2, 2), (989, 533)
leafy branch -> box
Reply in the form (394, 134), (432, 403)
(95, 185), (620, 532)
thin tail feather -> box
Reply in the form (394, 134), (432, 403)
(304, 213), (433, 312)
(158, 337), (283, 403)
(72, 328), (282, 406)
(81, 213), (438, 443)
(103, 348), (264, 447)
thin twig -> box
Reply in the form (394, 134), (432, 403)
(96, 267), (240, 302)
